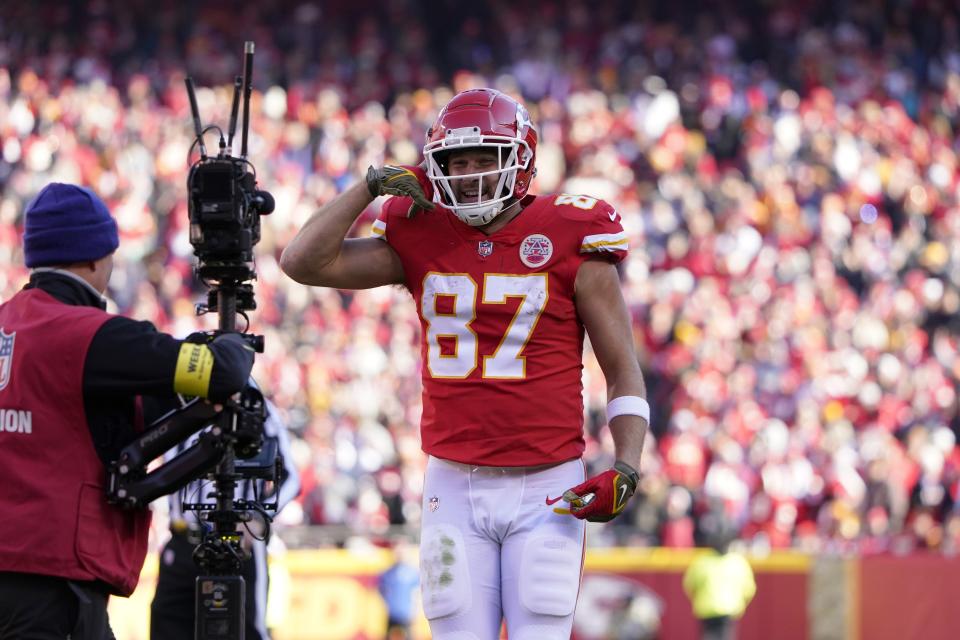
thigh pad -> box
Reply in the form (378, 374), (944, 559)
(420, 524), (471, 620)
(519, 534), (582, 617)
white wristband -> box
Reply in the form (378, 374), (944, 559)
(607, 396), (650, 423)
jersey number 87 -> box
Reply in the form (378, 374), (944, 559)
(421, 272), (548, 379)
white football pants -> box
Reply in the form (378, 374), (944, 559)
(419, 456), (586, 640)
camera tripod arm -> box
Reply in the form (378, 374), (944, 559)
(115, 397), (222, 473)
(109, 431), (225, 508)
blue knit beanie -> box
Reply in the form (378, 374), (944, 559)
(23, 183), (120, 268)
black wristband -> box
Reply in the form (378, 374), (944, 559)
(613, 460), (640, 490)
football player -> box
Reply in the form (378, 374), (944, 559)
(281, 88), (649, 640)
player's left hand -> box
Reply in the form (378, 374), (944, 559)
(558, 461), (639, 523)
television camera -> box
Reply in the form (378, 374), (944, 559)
(107, 41), (280, 640)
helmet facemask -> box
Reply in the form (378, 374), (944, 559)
(424, 126), (532, 227)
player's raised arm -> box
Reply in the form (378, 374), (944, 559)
(280, 165), (432, 289)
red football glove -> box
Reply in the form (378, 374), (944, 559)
(558, 461), (639, 523)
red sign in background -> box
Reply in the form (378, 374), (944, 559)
(858, 554), (960, 640)
(111, 548), (960, 639)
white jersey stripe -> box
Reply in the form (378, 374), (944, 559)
(581, 241), (628, 252)
(580, 232), (626, 244)
(371, 219), (387, 239)
(579, 232), (627, 253)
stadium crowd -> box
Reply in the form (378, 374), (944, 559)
(2, 0), (960, 555)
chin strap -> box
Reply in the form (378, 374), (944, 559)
(453, 198), (524, 227)
(452, 201), (504, 226)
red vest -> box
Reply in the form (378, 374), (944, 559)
(0, 288), (150, 596)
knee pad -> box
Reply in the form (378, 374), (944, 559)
(519, 534), (582, 617)
(420, 524), (471, 620)
(511, 626), (571, 640)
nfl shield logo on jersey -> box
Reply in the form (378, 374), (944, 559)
(0, 329), (14, 391)
(429, 496), (440, 512)
(478, 240), (494, 257)
(519, 234), (554, 268)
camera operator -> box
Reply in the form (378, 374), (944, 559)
(0, 182), (255, 640)
(150, 382), (300, 640)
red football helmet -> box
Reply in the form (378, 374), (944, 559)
(423, 88), (538, 226)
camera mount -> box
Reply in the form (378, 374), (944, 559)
(107, 40), (278, 640)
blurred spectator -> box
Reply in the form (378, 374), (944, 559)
(2, 0), (960, 552)
(683, 527), (756, 640)
(378, 539), (420, 640)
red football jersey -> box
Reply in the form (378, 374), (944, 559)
(373, 193), (627, 466)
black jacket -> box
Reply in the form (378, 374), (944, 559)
(24, 270), (253, 465)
